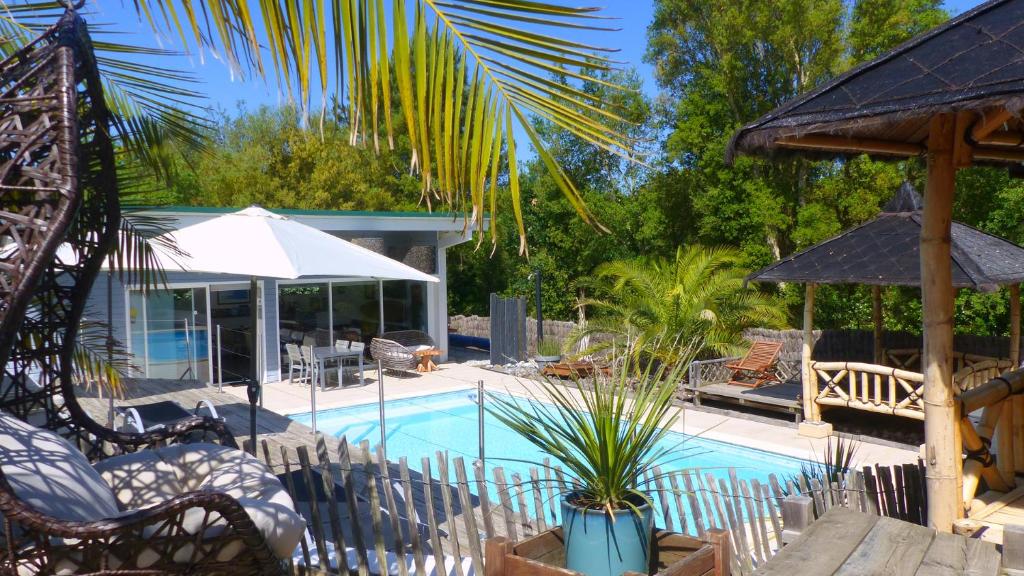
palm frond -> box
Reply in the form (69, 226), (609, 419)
(72, 319), (136, 398)
(126, 0), (637, 251)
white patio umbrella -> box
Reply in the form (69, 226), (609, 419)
(152, 206), (438, 450)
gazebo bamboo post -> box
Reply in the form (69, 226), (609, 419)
(1012, 284), (1024, 478)
(921, 113), (959, 531)
(872, 286), (884, 364)
(799, 283), (830, 436)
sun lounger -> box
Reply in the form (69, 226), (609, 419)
(726, 340), (783, 388)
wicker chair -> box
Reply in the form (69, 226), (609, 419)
(371, 330), (437, 372)
(0, 8), (294, 574)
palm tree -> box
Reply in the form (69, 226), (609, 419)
(1, 0), (639, 252)
(0, 0), (636, 393)
(573, 245), (787, 368)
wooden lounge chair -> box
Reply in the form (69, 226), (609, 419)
(726, 340), (783, 388)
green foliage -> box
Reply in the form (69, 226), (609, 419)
(485, 364), (687, 512)
(536, 338), (563, 357)
(139, 105), (424, 211)
(573, 245), (787, 366)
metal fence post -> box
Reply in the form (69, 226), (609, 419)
(478, 379), (485, 467)
(378, 360), (386, 452)
(216, 325), (223, 393)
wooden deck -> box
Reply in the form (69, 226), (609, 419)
(688, 380), (802, 422)
(756, 507), (1000, 575)
(970, 486), (1024, 545)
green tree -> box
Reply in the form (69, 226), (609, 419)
(572, 245), (787, 367)
(146, 105), (424, 211)
(645, 0), (949, 329)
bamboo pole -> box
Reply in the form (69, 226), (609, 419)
(802, 283), (818, 421)
(872, 286), (884, 364)
(1011, 284), (1023, 479)
(961, 416), (1010, 510)
(922, 113), (959, 531)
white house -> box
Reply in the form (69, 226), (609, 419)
(87, 206), (477, 385)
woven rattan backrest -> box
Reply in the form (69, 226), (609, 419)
(0, 9), (120, 459)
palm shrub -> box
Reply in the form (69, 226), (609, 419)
(485, 361), (687, 515)
(572, 245), (786, 368)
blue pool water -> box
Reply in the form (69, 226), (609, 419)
(146, 328), (209, 363)
(290, 390), (805, 525)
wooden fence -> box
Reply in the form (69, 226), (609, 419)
(245, 436), (928, 576)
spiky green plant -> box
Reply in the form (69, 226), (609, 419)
(796, 435), (860, 491)
(536, 338), (562, 357)
(486, 362), (688, 515)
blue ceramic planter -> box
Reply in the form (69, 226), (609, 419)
(560, 495), (653, 576)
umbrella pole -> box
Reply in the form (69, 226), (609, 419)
(246, 276), (260, 454)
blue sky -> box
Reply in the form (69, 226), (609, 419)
(91, 1), (985, 115)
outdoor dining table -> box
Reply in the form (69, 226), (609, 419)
(311, 345), (365, 390)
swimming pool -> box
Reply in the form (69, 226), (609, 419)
(290, 389), (805, 524)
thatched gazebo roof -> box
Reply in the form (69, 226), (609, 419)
(746, 183), (1024, 290)
(727, 0), (1024, 164)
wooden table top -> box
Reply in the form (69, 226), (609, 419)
(755, 507), (1000, 576)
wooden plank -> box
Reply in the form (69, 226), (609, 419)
(421, 457), (448, 575)
(653, 466), (674, 533)
(834, 515), (935, 576)
(315, 436), (350, 575)
(436, 452), (466, 576)
(529, 467), (548, 533)
(474, 460), (496, 538)
(297, 445), (331, 573)
(510, 472), (533, 536)
(453, 457), (486, 576)
(759, 481), (783, 548)
(376, 446), (410, 576)
(735, 476), (765, 565)
(809, 478), (826, 515)
(493, 467), (519, 540)
(745, 479), (771, 561)
(360, 443), (391, 576)
(338, 438), (371, 576)
(916, 531), (969, 575)
(542, 458), (558, 527)
(695, 470), (719, 530)
(705, 473), (740, 570)
(964, 537), (1001, 576)
(668, 471), (693, 537)
(863, 466), (881, 516)
(484, 537), (512, 576)
(399, 457), (428, 576)
(279, 445), (310, 572)
(718, 477), (752, 574)
(968, 483), (1024, 519)
(756, 508), (878, 576)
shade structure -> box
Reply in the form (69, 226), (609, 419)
(727, 0), (1024, 164)
(747, 183), (1024, 291)
(155, 206), (438, 282)
(151, 206), (439, 451)
(726, 0), (1024, 532)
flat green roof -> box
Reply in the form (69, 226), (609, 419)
(124, 205), (473, 219)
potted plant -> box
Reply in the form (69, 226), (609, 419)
(534, 338), (563, 368)
(486, 363), (685, 576)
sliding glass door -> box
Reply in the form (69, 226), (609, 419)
(128, 287), (210, 382)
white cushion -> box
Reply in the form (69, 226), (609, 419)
(412, 344), (434, 352)
(96, 443), (305, 560)
(0, 412), (120, 522)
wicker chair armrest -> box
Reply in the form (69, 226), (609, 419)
(84, 413), (238, 455)
(5, 490), (278, 571)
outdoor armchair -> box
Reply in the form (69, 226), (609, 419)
(371, 330), (437, 372)
(0, 411), (303, 574)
